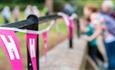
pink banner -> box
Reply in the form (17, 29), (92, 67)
(68, 18), (75, 39)
(26, 33), (38, 70)
(59, 13), (74, 39)
(58, 13), (69, 26)
(42, 32), (48, 63)
(0, 30), (23, 70)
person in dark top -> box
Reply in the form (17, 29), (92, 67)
(80, 17), (104, 65)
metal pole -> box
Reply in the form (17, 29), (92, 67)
(69, 27), (73, 48)
(2, 14), (62, 70)
(26, 15), (39, 70)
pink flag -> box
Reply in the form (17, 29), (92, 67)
(59, 13), (74, 40)
(68, 18), (75, 39)
(0, 30), (23, 70)
(26, 33), (38, 70)
(42, 32), (48, 63)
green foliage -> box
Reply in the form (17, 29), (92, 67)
(0, 3), (44, 11)
(53, 0), (104, 16)
(1, 0), (115, 16)
(0, 0), (41, 4)
(67, 0), (103, 16)
(53, 0), (66, 12)
(0, 0), (45, 11)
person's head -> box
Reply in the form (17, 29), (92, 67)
(27, 5), (32, 9)
(84, 4), (98, 17)
(32, 6), (38, 10)
(102, 0), (113, 13)
(15, 6), (19, 9)
(80, 17), (90, 26)
(90, 13), (97, 22)
(3, 6), (10, 12)
(14, 6), (19, 10)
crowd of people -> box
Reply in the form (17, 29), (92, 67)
(1, 5), (49, 24)
(80, 0), (115, 70)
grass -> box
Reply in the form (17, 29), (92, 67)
(0, 11), (68, 69)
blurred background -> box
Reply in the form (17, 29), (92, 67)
(0, 0), (112, 24)
(0, 0), (115, 70)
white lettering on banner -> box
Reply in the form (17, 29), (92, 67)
(29, 38), (36, 58)
(0, 35), (20, 60)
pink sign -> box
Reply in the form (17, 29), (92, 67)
(42, 32), (48, 63)
(68, 18), (75, 39)
(58, 13), (69, 26)
(59, 13), (75, 39)
(0, 30), (23, 70)
(26, 33), (38, 70)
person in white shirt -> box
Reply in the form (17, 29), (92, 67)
(1, 6), (11, 24)
(32, 6), (40, 17)
(12, 6), (20, 22)
(24, 5), (33, 18)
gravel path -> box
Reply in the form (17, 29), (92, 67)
(40, 36), (87, 70)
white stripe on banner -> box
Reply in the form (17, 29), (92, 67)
(27, 33), (38, 70)
(0, 20), (55, 34)
(0, 30), (23, 70)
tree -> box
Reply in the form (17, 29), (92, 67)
(45, 0), (53, 14)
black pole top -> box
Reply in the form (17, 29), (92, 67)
(1, 14), (61, 29)
(27, 15), (39, 24)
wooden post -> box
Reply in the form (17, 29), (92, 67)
(45, 0), (53, 14)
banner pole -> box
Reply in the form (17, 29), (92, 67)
(26, 15), (39, 70)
